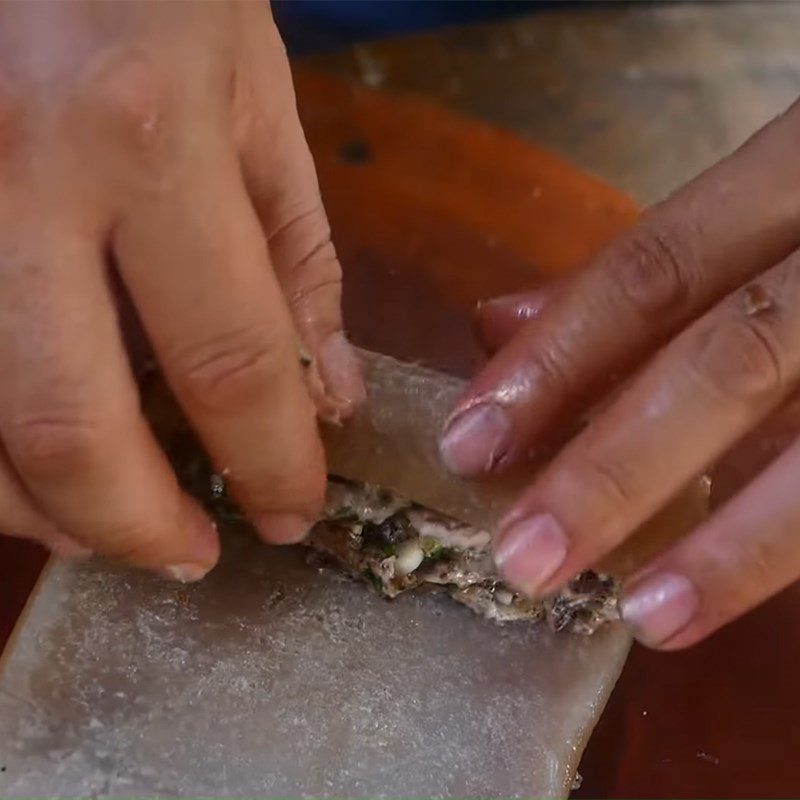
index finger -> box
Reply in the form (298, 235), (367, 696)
(441, 98), (800, 476)
(114, 138), (326, 544)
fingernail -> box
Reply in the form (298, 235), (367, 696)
(620, 572), (699, 647)
(494, 512), (568, 596)
(163, 562), (210, 583)
(254, 511), (314, 544)
(478, 291), (547, 322)
(440, 403), (513, 475)
(318, 332), (365, 410)
(186, 504), (221, 564)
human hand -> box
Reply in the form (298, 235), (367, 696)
(0, 1), (362, 579)
(441, 99), (800, 648)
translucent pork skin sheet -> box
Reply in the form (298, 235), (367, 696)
(0, 350), (706, 798)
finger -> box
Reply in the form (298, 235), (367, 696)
(238, 6), (363, 422)
(620, 438), (800, 649)
(441, 98), (800, 476)
(0, 445), (90, 559)
(711, 392), (800, 506)
(493, 253), (800, 599)
(113, 134), (326, 544)
(475, 287), (552, 355)
(0, 229), (219, 576)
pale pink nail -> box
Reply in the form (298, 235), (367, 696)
(163, 562), (210, 583)
(186, 505), (222, 565)
(494, 512), (568, 596)
(620, 572), (699, 647)
(439, 403), (513, 476)
(318, 331), (365, 412)
(478, 291), (547, 322)
(254, 511), (314, 544)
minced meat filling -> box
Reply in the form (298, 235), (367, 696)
(308, 478), (619, 632)
(164, 428), (619, 635)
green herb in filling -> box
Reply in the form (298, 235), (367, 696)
(420, 537), (447, 559)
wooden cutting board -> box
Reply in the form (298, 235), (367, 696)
(294, 66), (637, 376)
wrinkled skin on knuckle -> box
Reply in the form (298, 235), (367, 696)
(690, 316), (784, 406)
(581, 453), (639, 509)
(608, 223), (695, 319)
(89, 51), (170, 154)
(549, 453), (638, 540)
(287, 252), (342, 331)
(73, 47), (179, 197)
(275, 212), (340, 305)
(265, 197), (333, 261)
(6, 413), (107, 479)
(269, 202), (345, 351)
(507, 326), (574, 394)
(172, 328), (291, 413)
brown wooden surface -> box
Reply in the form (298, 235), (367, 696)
(311, 2), (800, 207)
(295, 67), (636, 378)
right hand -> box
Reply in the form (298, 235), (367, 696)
(445, 95), (800, 649)
(0, 1), (362, 580)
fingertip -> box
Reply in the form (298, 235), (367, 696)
(155, 502), (220, 582)
(439, 402), (513, 476)
(493, 512), (569, 597)
(253, 510), (316, 544)
(317, 331), (365, 422)
(161, 562), (213, 583)
(474, 290), (549, 354)
(620, 571), (700, 649)
(475, 291), (547, 323)
(181, 498), (221, 570)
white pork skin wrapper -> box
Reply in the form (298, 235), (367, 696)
(0, 350), (707, 799)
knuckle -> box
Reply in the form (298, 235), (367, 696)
(612, 224), (694, 317)
(577, 453), (638, 518)
(269, 200), (337, 273)
(172, 327), (289, 411)
(518, 336), (574, 398)
(287, 251), (342, 311)
(690, 316), (784, 404)
(88, 50), (169, 157)
(7, 414), (105, 478)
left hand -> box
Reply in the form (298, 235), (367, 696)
(440, 98), (800, 650)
